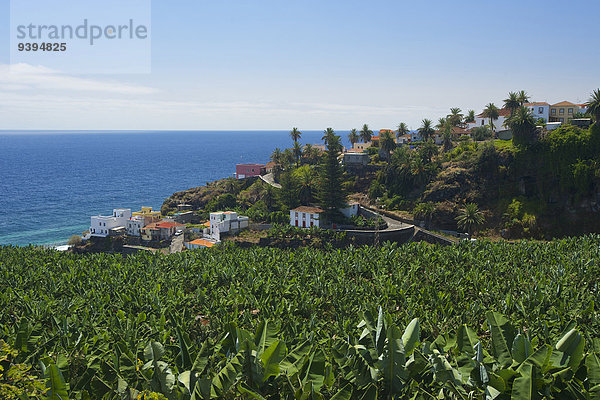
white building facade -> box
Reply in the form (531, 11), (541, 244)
(126, 216), (146, 237)
(290, 206), (324, 228)
(524, 102), (550, 122)
(206, 211), (249, 240)
(90, 209), (132, 237)
(340, 203), (360, 219)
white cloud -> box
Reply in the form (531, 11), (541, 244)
(0, 63), (158, 95)
(0, 63), (447, 130)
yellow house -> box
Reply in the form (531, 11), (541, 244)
(133, 206), (161, 218)
(549, 101), (580, 123)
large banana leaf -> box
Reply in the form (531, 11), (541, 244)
(486, 311), (516, 368)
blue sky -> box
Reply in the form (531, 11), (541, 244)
(0, 0), (598, 130)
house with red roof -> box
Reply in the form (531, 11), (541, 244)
(469, 108), (512, 131)
(549, 101), (582, 123)
(141, 220), (186, 241)
(290, 206), (325, 228)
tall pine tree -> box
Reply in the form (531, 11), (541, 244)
(317, 128), (347, 219)
(277, 171), (299, 211)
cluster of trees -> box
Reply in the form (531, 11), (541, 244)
(269, 127), (348, 220)
(263, 89), (600, 235)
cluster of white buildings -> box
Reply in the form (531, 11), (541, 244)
(86, 207), (184, 241)
(467, 101), (590, 133)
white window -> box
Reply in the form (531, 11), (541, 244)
(538, 107), (543, 113)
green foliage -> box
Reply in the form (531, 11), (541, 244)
(277, 171), (300, 211)
(0, 340), (47, 399)
(368, 181), (385, 200)
(586, 88), (600, 122)
(67, 235), (82, 246)
(471, 126), (493, 141)
(4, 239), (600, 397)
(205, 193), (237, 212)
(317, 129), (347, 214)
(349, 215), (382, 228)
(507, 105), (537, 147)
(456, 203), (485, 235)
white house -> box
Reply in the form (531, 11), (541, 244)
(290, 206), (325, 228)
(126, 216), (146, 237)
(524, 102), (550, 122)
(470, 108), (511, 131)
(206, 211), (249, 240)
(340, 203), (360, 218)
(90, 209), (132, 237)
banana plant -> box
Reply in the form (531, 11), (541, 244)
(332, 307), (419, 398)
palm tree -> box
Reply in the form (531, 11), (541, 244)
(290, 127), (301, 144)
(270, 148), (282, 165)
(397, 122), (409, 140)
(322, 128), (342, 152)
(270, 147), (283, 181)
(442, 131), (453, 152)
(448, 108), (463, 126)
(322, 127), (335, 144)
(348, 129), (359, 147)
(436, 117), (447, 130)
(465, 110), (476, 123)
(586, 88), (600, 122)
(380, 129), (397, 160)
(504, 92), (521, 117)
(413, 201), (436, 229)
(360, 124), (373, 143)
(418, 119), (435, 142)
(292, 141), (302, 166)
(456, 203), (485, 237)
(518, 90), (530, 106)
(483, 103), (500, 132)
(302, 144), (321, 165)
(294, 165), (316, 204)
(506, 106), (537, 147)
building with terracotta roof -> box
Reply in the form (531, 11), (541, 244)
(470, 108), (512, 131)
(397, 133), (411, 145)
(550, 101), (581, 123)
(290, 206), (325, 228)
(265, 162), (276, 173)
(141, 220), (186, 241)
(185, 238), (216, 250)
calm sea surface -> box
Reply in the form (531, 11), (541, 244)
(0, 130), (344, 246)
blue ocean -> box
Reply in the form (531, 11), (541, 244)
(0, 130), (345, 246)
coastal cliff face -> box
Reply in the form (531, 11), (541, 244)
(161, 176), (259, 215)
(158, 124), (600, 240)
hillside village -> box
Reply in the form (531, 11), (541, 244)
(72, 91), (600, 253)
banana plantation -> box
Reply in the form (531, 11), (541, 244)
(1, 236), (600, 398)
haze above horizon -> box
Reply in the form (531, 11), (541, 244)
(0, 0), (598, 131)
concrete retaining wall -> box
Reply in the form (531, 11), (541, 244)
(342, 226), (415, 245)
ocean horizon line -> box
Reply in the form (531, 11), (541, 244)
(0, 129), (349, 135)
